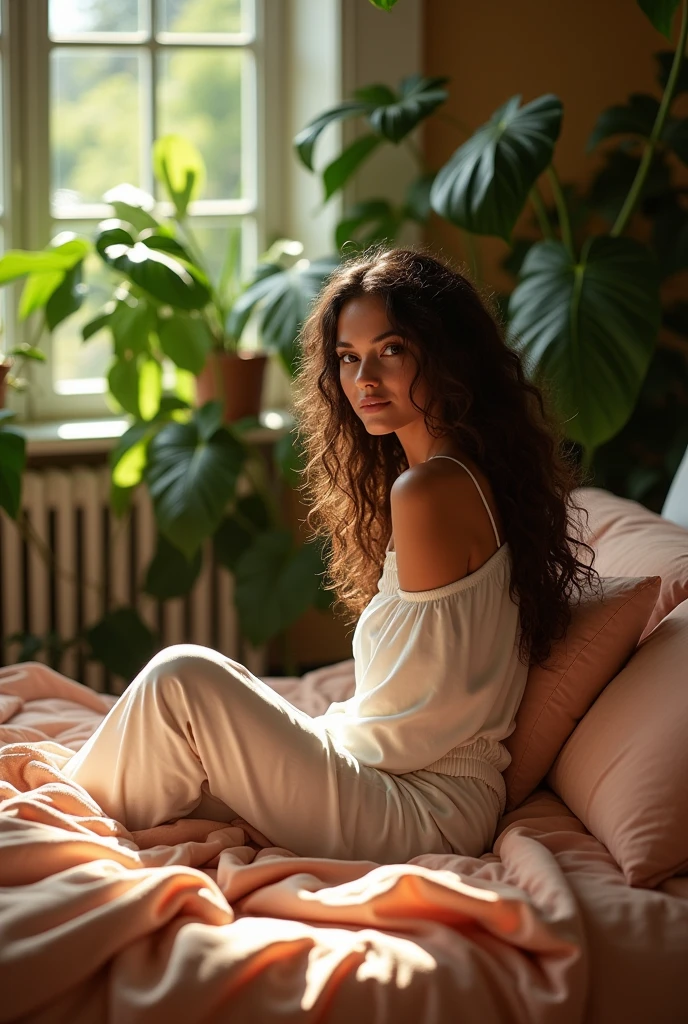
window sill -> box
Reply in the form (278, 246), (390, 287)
(21, 408), (295, 458)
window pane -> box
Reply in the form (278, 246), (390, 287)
(157, 49), (244, 200)
(49, 0), (144, 36)
(189, 220), (243, 288)
(51, 49), (142, 210)
(0, 58), (4, 214)
(157, 0), (246, 34)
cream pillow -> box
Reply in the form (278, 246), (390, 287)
(548, 600), (688, 888)
(503, 575), (660, 812)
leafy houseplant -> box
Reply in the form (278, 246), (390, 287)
(300, 0), (688, 510)
(0, 135), (339, 682)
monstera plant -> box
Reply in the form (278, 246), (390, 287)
(0, 135), (338, 681)
(298, 0), (688, 503)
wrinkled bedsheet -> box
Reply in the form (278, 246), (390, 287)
(1, 662), (687, 1024)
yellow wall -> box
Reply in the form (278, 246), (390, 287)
(423, 0), (688, 296)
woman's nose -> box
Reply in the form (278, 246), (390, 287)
(355, 360), (381, 388)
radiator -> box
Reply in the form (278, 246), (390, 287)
(0, 465), (267, 694)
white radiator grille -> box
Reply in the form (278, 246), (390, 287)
(0, 465), (267, 694)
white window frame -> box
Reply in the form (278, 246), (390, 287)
(5, 0), (279, 421)
(3, 0), (423, 430)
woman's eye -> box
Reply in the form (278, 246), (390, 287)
(338, 342), (403, 363)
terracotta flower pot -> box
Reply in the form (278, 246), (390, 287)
(0, 361), (11, 409)
(195, 350), (268, 424)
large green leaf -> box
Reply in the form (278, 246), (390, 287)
(143, 533), (202, 599)
(233, 531), (323, 646)
(157, 313), (214, 374)
(323, 135), (382, 201)
(144, 405), (246, 558)
(110, 420), (157, 489)
(104, 184), (159, 231)
(587, 93), (660, 151)
(153, 134), (206, 218)
(226, 263), (282, 339)
(368, 0), (400, 8)
(638, 0), (681, 38)
(507, 236), (661, 451)
(45, 261), (86, 330)
(109, 297), (156, 358)
(0, 239), (89, 284)
(0, 428), (26, 519)
(96, 221), (210, 310)
(228, 257), (339, 375)
(107, 356), (143, 417)
(139, 231), (196, 265)
(367, 74), (449, 143)
(214, 494), (273, 571)
(138, 357), (162, 421)
(85, 607), (156, 682)
(294, 75), (446, 175)
(18, 271), (64, 321)
(293, 101), (372, 171)
(430, 93), (563, 242)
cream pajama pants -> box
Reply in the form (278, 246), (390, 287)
(63, 644), (502, 863)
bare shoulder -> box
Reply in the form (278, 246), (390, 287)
(390, 461), (481, 592)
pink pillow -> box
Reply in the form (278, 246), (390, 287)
(573, 486), (688, 638)
(548, 600), (688, 888)
(503, 575), (661, 812)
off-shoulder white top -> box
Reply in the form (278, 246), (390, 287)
(314, 456), (529, 812)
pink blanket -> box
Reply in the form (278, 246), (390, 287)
(1, 662), (687, 1024)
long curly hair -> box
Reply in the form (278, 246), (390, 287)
(291, 245), (601, 667)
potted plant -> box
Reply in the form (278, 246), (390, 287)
(299, 0), (688, 511)
(0, 134), (341, 682)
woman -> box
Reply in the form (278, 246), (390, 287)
(64, 247), (599, 863)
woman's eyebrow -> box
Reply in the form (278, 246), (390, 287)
(335, 330), (399, 350)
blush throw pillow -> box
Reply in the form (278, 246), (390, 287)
(572, 486), (688, 638)
(502, 574), (661, 812)
(547, 600), (688, 888)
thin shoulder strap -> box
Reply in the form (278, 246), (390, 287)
(428, 455), (501, 547)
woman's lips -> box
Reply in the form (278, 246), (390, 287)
(360, 401), (391, 414)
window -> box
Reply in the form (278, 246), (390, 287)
(6, 0), (270, 420)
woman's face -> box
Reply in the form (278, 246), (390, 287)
(335, 293), (433, 435)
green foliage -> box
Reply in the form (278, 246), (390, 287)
(323, 135), (382, 201)
(430, 94), (563, 243)
(85, 607), (157, 681)
(144, 401), (246, 559)
(229, 254), (340, 377)
(508, 237), (661, 454)
(638, 0), (682, 38)
(153, 134), (206, 219)
(295, 3), (688, 490)
(143, 534), (203, 599)
(368, 0), (400, 8)
(294, 75), (448, 172)
(0, 414), (26, 520)
(233, 531), (325, 647)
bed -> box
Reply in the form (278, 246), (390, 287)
(1, 477), (687, 1024)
